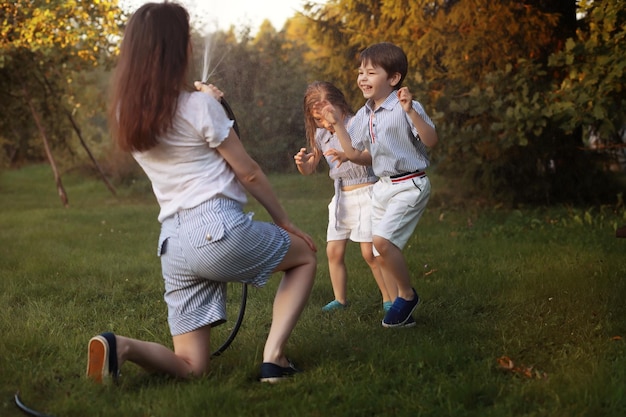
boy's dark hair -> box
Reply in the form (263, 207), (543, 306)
(359, 42), (408, 89)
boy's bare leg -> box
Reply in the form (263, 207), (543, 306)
(372, 236), (415, 300)
(360, 242), (391, 303)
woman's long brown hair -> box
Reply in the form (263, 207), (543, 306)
(303, 81), (353, 152)
(108, 2), (191, 152)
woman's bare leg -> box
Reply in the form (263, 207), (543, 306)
(262, 233), (316, 366)
(111, 326), (212, 379)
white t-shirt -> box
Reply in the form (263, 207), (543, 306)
(133, 90), (244, 222)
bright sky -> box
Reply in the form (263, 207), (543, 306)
(120, 0), (316, 34)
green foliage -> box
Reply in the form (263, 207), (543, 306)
(0, 0), (122, 63)
(547, 0), (626, 139)
(190, 23), (314, 173)
(303, 0), (625, 204)
(0, 0), (125, 168)
(435, 60), (622, 205)
(303, 0), (559, 106)
(2, 0), (624, 206)
(449, 0), (626, 204)
(1, 167), (626, 417)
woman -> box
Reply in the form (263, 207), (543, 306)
(87, 1), (317, 384)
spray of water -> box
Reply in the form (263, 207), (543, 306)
(199, 33), (240, 136)
(201, 36), (213, 84)
(200, 33), (228, 84)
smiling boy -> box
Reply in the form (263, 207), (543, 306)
(321, 42), (438, 327)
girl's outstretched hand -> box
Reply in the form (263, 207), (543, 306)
(323, 148), (347, 168)
(194, 81), (224, 101)
(317, 101), (341, 126)
(294, 147), (314, 166)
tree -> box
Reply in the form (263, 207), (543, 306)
(302, 0), (625, 205)
(547, 0), (625, 151)
(0, 0), (124, 205)
(192, 20), (313, 173)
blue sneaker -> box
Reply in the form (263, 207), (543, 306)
(401, 315), (416, 328)
(383, 301), (393, 312)
(259, 360), (301, 383)
(382, 315), (415, 328)
(322, 300), (347, 312)
(382, 289), (420, 328)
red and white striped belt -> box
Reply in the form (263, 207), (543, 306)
(390, 170), (426, 183)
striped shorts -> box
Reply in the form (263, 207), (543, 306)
(158, 198), (290, 336)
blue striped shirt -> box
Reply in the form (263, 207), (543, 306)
(316, 125), (378, 187)
(348, 92), (435, 178)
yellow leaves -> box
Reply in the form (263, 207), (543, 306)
(0, 0), (124, 65)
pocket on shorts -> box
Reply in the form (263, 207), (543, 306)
(407, 177), (431, 207)
(410, 178), (423, 192)
(187, 220), (226, 248)
(157, 235), (169, 256)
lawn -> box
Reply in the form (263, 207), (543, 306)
(1, 164), (625, 417)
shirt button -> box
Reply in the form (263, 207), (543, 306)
(205, 233), (212, 241)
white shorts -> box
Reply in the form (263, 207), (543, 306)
(371, 175), (430, 256)
(327, 184), (374, 242)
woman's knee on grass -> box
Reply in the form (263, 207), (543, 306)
(172, 328), (212, 377)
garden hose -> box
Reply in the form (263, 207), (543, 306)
(210, 97), (248, 357)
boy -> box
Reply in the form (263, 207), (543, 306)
(321, 42), (438, 327)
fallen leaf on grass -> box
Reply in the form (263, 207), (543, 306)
(496, 356), (548, 380)
(424, 269), (437, 277)
(497, 356), (514, 370)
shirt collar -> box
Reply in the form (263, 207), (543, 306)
(365, 91), (399, 113)
(320, 128), (336, 144)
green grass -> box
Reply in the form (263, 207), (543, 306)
(1, 164), (625, 417)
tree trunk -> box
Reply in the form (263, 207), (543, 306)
(66, 111), (117, 196)
(23, 86), (69, 207)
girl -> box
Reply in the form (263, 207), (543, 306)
(86, 2), (317, 384)
(294, 81), (391, 312)
(319, 43), (438, 328)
